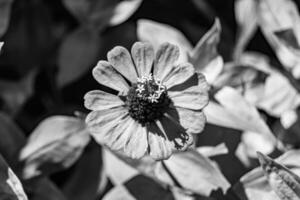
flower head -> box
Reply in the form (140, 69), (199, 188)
(84, 42), (209, 160)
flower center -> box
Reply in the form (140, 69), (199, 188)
(126, 74), (171, 126)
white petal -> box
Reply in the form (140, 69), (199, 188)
(123, 124), (148, 159)
(131, 42), (154, 77)
(86, 107), (128, 145)
(104, 117), (147, 160)
(93, 61), (129, 92)
(153, 43), (179, 81)
(148, 123), (172, 160)
(169, 73), (209, 110)
(84, 90), (125, 110)
(107, 46), (138, 83)
(163, 62), (195, 89)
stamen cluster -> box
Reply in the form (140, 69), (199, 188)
(126, 74), (170, 126)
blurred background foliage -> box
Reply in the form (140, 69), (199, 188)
(1, 0), (300, 199)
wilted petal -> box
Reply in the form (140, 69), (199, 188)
(169, 73), (209, 110)
(107, 46), (138, 83)
(154, 43), (180, 81)
(234, 150), (300, 200)
(93, 61), (129, 92)
(131, 42), (154, 77)
(257, 152), (300, 200)
(163, 62), (195, 89)
(148, 123), (172, 160)
(166, 107), (206, 134)
(84, 90), (125, 110)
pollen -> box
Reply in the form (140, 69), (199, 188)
(126, 74), (171, 126)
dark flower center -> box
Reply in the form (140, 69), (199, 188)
(126, 74), (171, 126)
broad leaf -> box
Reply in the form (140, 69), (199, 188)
(0, 0), (14, 37)
(62, 142), (103, 200)
(20, 116), (90, 179)
(125, 175), (174, 200)
(235, 131), (276, 167)
(102, 186), (136, 200)
(234, 150), (300, 200)
(137, 19), (193, 63)
(197, 143), (228, 158)
(257, 152), (300, 200)
(57, 27), (100, 87)
(0, 154), (28, 200)
(103, 148), (139, 185)
(234, 0), (258, 59)
(256, 73), (300, 117)
(158, 150), (230, 196)
(204, 87), (276, 145)
(102, 148), (229, 197)
(258, 0), (300, 78)
(62, 0), (142, 29)
(137, 18), (223, 84)
(189, 19), (223, 84)
(109, 0), (143, 26)
(237, 52), (300, 117)
(0, 69), (36, 115)
(0, 112), (67, 200)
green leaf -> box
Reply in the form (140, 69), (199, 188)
(257, 152), (300, 200)
(20, 116), (90, 179)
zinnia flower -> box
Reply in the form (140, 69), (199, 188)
(84, 42), (209, 160)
